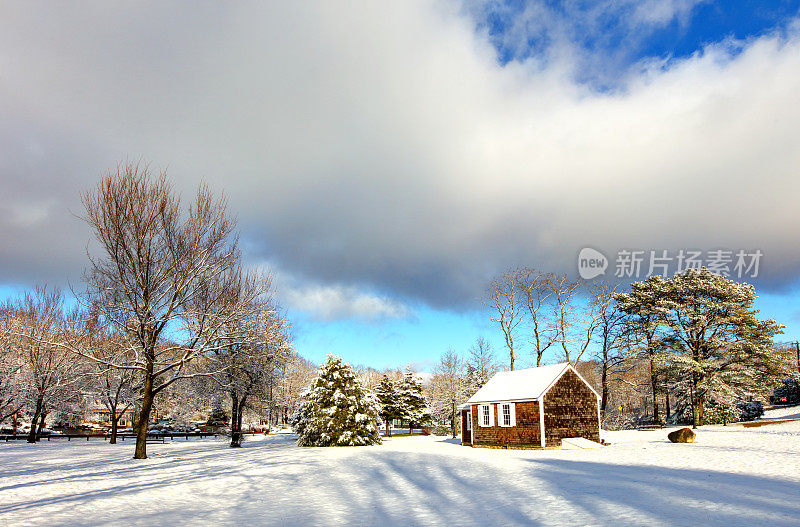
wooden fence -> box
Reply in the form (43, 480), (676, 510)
(1, 431), (263, 442)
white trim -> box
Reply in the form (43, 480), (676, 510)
(536, 363), (570, 400)
(461, 397), (539, 408)
(539, 396), (546, 448)
(488, 403), (495, 427)
(467, 410), (472, 431)
(510, 402), (516, 427)
(596, 395), (602, 442)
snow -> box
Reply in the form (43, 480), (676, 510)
(1, 411), (799, 526)
(561, 437), (603, 449)
(463, 362), (591, 406)
(761, 404), (800, 420)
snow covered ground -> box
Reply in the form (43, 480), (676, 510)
(2, 408), (799, 526)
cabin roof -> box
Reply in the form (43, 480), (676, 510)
(461, 362), (597, 407)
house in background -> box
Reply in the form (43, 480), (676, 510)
(72, 394), (137, 429)
(460, 363), (600, 449)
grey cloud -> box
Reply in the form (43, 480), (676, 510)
(1, 2), (800, 314)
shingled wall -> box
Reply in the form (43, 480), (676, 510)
(469, 401), (542, 448)
(542, 369), (600, 447)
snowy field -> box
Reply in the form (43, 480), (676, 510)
(2, 410), (800, 526)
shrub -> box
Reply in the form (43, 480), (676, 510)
(737, 401), (764, 421)
(432, 424), (450, 436)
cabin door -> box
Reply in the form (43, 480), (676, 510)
(461, 410), (472, 444)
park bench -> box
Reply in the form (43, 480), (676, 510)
(636, 423), (665, 430)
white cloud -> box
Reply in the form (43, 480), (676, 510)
(282, 283), (412, 322)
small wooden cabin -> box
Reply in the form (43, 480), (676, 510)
(460, 363), (600, 449)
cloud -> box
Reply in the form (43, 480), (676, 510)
(270, 264), (413, 322)
(1, 1), (800, 315)
(282, 282), (412, 323)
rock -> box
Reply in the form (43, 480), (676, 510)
(668, 427), (696, 443)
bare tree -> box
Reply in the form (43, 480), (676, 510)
(465, 336), (498, 392)
(430, 349), (466, 438)
(202, 268), (293, 447)
(4, 287), (85, 442)
(589, 281), (626, 416)
(80, 162), (240, 459)
(550, 275), (603, 365)
(0, 316), (24, 425)
(274, 354), (316, 427)
(485, 270), (524, 370)
(516, 269), (558, 366)
(84, 328), (138, 444)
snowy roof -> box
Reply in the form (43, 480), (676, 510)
(462, 363), (584, 406)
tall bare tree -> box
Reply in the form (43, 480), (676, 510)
(550, 275), (603, 365)
(589, 281), (626, 416)
(485, 270), (523, 370)
(273, 354), (316, 427)
(80, 162), (240, 459)
(516, 269), (558, 367)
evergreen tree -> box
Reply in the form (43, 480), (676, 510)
(397, 370), (431, 435)
(374, 375), (400, 436)
(616, 276), (669, 423)
(292, 355), (381, 446)
(207, 402), (229, 427)
(619, 268), (786, 426)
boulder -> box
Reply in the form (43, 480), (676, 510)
(668, 427), (696, 443)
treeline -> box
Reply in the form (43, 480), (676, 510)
(484, 267), (794, 428)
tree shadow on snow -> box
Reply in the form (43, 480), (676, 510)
(521, 458), (800, 527)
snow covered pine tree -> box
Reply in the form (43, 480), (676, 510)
(374, 374), (401, 436)
(398, 370), (431, 435)
(293, 355), (381, 446)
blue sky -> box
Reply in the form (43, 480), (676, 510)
(290, 288), (800, 371)
(2, 1), (800, 372)
(480, 1), (800, 63)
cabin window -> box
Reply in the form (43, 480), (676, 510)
(479, 404), (493, 427)
(499, 403), (516, 427)
(466, 411), (472, 431)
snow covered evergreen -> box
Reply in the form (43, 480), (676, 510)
(397, 370), (431, 433)
(617, 268), (787, 426)
(293, 355), (381, 446)
(374, 374), (401, 436)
